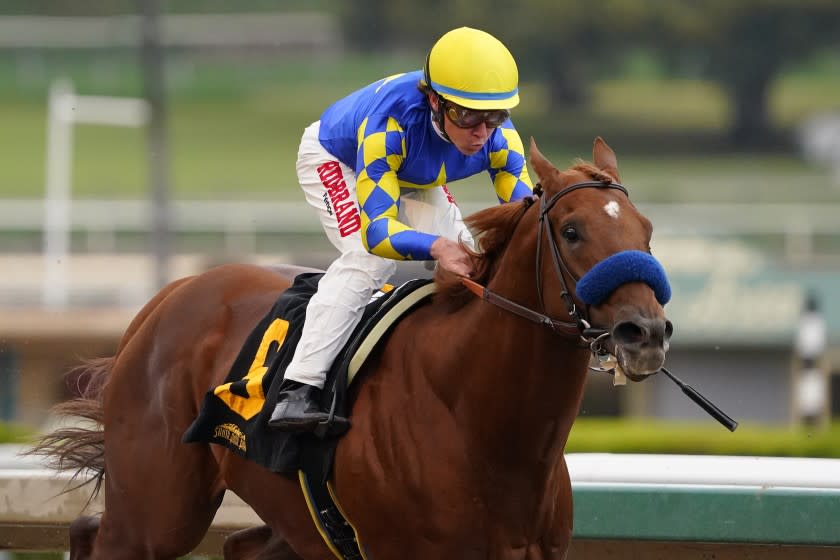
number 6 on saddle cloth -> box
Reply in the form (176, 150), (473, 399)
(182, 273), (436, 478)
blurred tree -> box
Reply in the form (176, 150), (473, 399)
(495, 0), (653, 106)
(0, 0), (135, 15)
(654, 0), (840, 145)
(0, 0), (331, 15)
(337, 0), (840, 147)
(336, 0), (605, 107)
(338, 0), (396, 50)
(338, 0), (447, 51)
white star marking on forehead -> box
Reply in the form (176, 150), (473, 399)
(604, 200), (620, 219)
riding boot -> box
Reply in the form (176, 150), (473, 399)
(268, 379), (350, 436)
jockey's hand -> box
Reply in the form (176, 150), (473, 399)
(430, 237), (474, 278)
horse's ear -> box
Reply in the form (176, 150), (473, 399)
(529, 137), (559, 183)
(593, 137), (621, 182)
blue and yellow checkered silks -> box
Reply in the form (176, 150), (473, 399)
(488, 122), (533, 203)
(317, 71), (534, 260)
(355, 113), (437, 260)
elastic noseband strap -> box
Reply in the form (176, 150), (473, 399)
(576, 250), (671, 306)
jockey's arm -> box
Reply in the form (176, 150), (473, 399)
(488, 122), (534, 203)
(355, 114), (439, 260)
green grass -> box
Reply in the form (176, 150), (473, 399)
(773, 73), (840, 126)
(0, 421), (33, 443)
(2, 91), (836, 204)
(1, 54), (839, 204)
(595, 79), (729, 131)
(588, 73), (840, 132)
(568, 418), (840, 458)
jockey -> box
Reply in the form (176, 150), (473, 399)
(269, 27), (534, 433)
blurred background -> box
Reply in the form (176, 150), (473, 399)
(2, 0), (840, 458)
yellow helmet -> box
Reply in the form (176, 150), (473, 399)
(424, 27), (519, 111)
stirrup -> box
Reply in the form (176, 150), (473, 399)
(313, 391), (350, 438)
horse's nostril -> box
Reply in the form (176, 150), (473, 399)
(665, 320), (674, 340)
(613, 321), (645, 345)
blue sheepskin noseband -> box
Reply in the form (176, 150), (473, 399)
(576, 250), (671, 306)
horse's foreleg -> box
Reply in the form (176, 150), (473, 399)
(223, 525), (302, 560)
(69, 515), (100, 560)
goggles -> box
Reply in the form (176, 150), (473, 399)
(443, 100), (510, 129)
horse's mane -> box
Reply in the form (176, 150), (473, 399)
(433, 198), (529, 309)
(433, 160), (613, 308)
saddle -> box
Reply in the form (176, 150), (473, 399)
(184, 272), (434, 471)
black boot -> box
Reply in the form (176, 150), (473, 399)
(268, 380), (349, 435)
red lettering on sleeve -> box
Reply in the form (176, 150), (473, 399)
(316, 160), (362, 238)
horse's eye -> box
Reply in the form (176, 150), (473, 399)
(562, 226), (580, 242)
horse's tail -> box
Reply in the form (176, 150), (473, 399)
(26, 276), (195, 498)
(26, 356), (113, 498)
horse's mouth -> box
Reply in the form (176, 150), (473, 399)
(624, 370), (655, 382)
(615, 346), (665, 382)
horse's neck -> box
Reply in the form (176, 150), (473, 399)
(423, 239), (591, 471)
(451, 299), (589, 464)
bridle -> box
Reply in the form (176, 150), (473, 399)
(462, 179), (629, 347)
(463, 181), (741, 433)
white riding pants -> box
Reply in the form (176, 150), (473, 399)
(285, 121), (474, 388)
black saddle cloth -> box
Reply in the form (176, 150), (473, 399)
(183, 272), (433, 479)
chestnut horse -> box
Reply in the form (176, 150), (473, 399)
(33, 138), (671, 560)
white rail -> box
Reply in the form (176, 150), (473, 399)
(42, 81), (150, 309)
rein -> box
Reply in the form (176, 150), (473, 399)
(462, 179), (628, 346)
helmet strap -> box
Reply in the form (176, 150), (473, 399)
(430, 93), (451, 143)
(424, 52), (451, 143)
